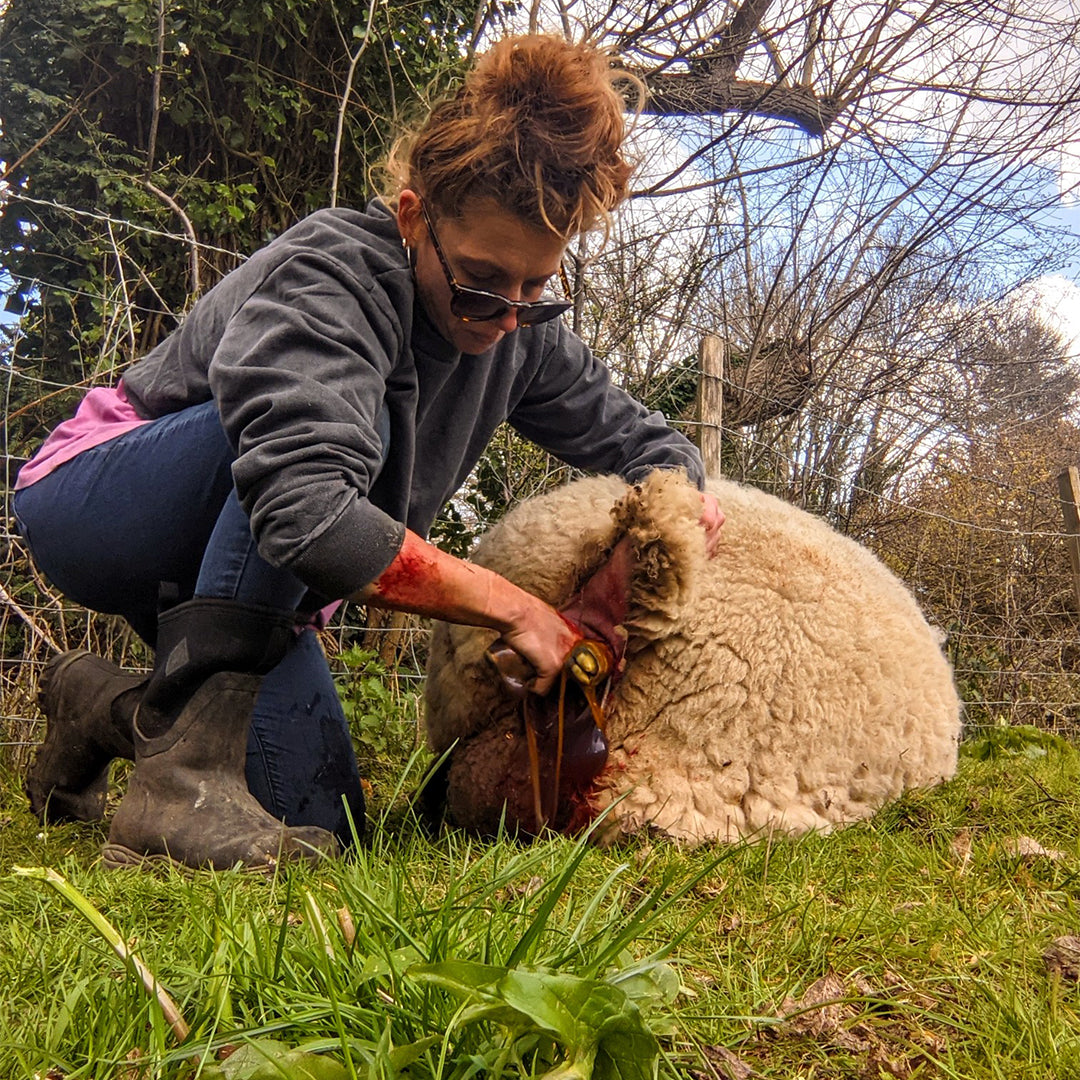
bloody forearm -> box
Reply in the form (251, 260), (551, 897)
(351, 529), (551, 636)
(352, 530), (582, 694)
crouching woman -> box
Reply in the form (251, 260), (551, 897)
(13, 33), (722, 871)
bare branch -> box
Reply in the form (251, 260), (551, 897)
(142, 180), (201, 299)
(0, 77), (117, 184)
(330, 0), (378, 208)
(705, 0), (778, 79)
(146, 0), (166, 173)
(640, 73), (841, 135)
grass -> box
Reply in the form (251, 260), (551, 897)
(1, 727), (1080, 1078)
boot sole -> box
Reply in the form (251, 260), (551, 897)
(101, 842), (282, 874)
(101, 835), (338, 873)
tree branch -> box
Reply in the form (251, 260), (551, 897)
(146, 0), (167, 173)
(706, 0), (779, 80)
(142, 180), (201, 298)
(0, 77), (117, 184)
(640, 74), (841, 136)
(330, 0), (378, 208)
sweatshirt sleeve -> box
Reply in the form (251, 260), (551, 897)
(508, 322), (706, 489)
(208, 250), (407, 598)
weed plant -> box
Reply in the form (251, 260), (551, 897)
(0, 726), (1079, 1078)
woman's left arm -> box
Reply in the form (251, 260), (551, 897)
(509, 321), (723, 554)
(509, 322), (705, 484)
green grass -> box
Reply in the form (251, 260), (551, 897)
(2, 729), (1080, 1079)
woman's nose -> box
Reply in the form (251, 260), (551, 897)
(495, 307), (520, 334)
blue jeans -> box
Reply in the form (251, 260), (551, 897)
(13, 400), (366, 845)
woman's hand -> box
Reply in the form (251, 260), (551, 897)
(495, 598), (582, 696)
(699, 492), (724, 558)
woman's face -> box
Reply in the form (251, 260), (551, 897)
(396, 189), (569, 355)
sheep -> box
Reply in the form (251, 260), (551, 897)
(423, 469), (961, 844)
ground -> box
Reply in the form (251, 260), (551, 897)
(0, 723), (1078, 1078)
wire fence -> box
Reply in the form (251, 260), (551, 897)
(3, 192), (1079, 778)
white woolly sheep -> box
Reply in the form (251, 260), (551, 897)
(424, 469), (961, 844)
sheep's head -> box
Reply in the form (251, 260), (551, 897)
(422, 470), (705, 837)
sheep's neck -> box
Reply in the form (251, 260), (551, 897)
(560, 537), (635, 649)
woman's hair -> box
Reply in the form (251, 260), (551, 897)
(379, 34), (642, 237)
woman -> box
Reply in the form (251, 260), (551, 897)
(14, 33), (723, 871)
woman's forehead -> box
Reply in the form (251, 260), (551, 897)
(438, 200), (568, 275)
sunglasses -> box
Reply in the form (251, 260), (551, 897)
(419, 202), (573, 327)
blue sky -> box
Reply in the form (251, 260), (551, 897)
(1032, 200), (1080, 353)
(0, 270), (21, 330)
(1047, 201), (1080, 277)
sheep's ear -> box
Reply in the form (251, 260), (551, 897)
(615, 469), (706, 639)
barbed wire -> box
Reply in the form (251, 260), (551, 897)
(952, 630), (1079, 646)
(5, 263), (1077, 545)
(5, 192), (248, 262)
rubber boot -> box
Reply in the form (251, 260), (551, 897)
(103, 598), (339, 871)
(27, 651), (144, 824)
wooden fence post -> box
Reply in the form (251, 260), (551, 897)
(1057, 466), (1080, 614)
(695, 334), (724, 478)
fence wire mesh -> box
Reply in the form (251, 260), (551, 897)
(3, 194), (1080, 778)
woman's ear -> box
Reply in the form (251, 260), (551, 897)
(396, 189), (423, 247)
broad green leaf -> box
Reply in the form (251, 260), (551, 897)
(389, 1034), (441, 1069)
(408, 961), (659, 1080)
(606, 962), (681, 1007)
(199, 1038), (350, 1079)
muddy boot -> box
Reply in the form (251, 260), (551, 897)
(103, 671), (338, 870)
(102, 598), (339, 871)
(27, 651), (144, 824)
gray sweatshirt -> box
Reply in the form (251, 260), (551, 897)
(122, 200), (705, 599)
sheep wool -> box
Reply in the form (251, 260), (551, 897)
(424, 470), (961, 844)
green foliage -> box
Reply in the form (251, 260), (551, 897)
(336, 645), (418, 764)
(410, 960), (669, 1079)
(635, 352), (698, 421)
(5, 728), (1080, 1078)
(430, 425), (574, 556)
(960, 723), (1074, 762)
(0, 0), (474, 460)
(190, 1038), (353, 1078)
(6, 739), (1080, 1077)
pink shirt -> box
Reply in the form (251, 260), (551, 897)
(15, 383), (148, 491)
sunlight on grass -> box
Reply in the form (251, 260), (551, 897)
(1, 728), (1080, 1078)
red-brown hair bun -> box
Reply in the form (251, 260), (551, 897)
(382, 34), (641, 237)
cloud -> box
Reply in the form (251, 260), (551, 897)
(1027, 274), (1080, 358)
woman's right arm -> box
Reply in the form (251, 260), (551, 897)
(350, 529), (581, 695)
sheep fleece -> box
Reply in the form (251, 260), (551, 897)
(425, 470), (961, 843)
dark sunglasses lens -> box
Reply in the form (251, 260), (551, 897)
(451, 293), (510, 322)
(516, 300), (572, 327)
(450, 290), (572, 326)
